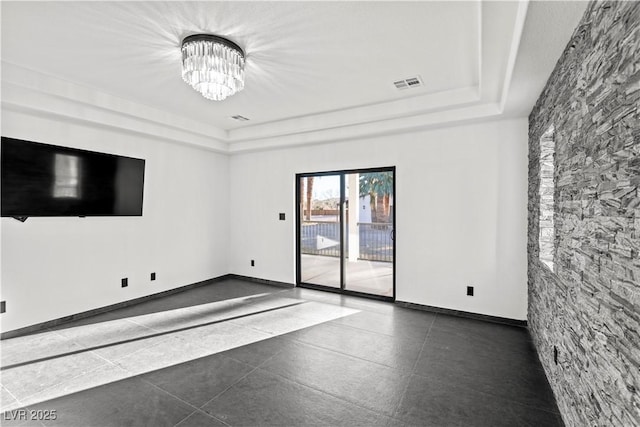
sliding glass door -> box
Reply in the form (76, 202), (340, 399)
(298, 174), (343, 288)
(297, 168), (395, 300)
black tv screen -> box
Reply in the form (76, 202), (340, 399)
(1, 137), (145, 219)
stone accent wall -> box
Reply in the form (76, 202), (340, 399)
(527, 2), (640, 427)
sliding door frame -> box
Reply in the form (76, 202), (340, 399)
(295, 166), (396, 302)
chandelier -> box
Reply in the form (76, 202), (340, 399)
(181, 34), (245, 101)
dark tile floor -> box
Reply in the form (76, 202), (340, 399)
(1, 279), (563, 426)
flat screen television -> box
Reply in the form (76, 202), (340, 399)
(1, 137), (145, 220)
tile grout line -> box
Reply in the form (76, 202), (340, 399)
(5, 317), (212, 410)
(23, 332), (168, 404)
(410, 312), (438, 372)
(123, 317), (166, 334)
(53, 321), (165, 372)
(1, 286), (299, 421)
(38, 303), (339, 402)
(154, 305), (306, 426)
(283, 333), (410, 373)
(2, 329), (113, 408)
(17, 356), (115, 406)
(408, 367), (563, 416)
(235, 312), (439, 422)
(135, 377), (232, 427)
(2, 302), (308, 371)
(93, 334), (174, 368)
(172, 409), (230, 427)
(0, 385), (21, 404)
(287, 290), (398, 316)
(194, 346), (290, 411)
(186, 294), (415, 422)
(66, 324), (273, 426)
(5, 295), (393, 415)
(225, 306), (359, 338)
(253, 365), (398, 422)
(174, 306), (418, 419)
(267, 312), (424, 372)
(0, 384), (23, 413)
(395, 316), (563, 417)
(163, 346), (295, 427)
(390, 312), (438, 419)
(324, 316), (427, 339)
(129, 340), (250, 427)
(263, 310), (442, 375)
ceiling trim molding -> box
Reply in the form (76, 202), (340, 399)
(2, 61), (229, 139)
(2, 101), (230, 155)
(227, 85), (481, 142)
(498, 0), (530, 113)
(477, 0), (484, 98)
(2, 80), (230, 154)
(1, 1), (531, 155)
(227, 103), (503, 155)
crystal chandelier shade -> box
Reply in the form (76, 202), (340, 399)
(181, 34), (245, 101)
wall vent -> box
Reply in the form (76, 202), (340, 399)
(393, 76), (423, 90)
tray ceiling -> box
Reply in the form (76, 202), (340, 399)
(1, 1), (588, 153)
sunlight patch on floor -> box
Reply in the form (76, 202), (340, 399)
(0, 294), (359, 412)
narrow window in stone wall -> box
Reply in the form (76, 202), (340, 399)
(538, 126), (555, 271)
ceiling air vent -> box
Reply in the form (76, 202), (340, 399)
(393, 76), (423, 90)
(231, 115), (250, 121)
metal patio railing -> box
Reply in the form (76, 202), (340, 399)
(301, 221), (393, 262)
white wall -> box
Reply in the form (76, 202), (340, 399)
(1, 112), (528, 332)
(229, 118), (529, 320)
(1, 109), (230, 332)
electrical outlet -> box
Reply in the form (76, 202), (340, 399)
(0, 301), (6, 313)
(251, 260), (255, 267)
(554, 346), (558, 365)
(466, 286), (474, 296)
(151, 272), (156, 281)
(121, 278), (128, 288)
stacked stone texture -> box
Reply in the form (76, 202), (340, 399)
(528, 1), (640, 426)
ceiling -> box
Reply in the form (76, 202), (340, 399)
(1, 1), (588, 154)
